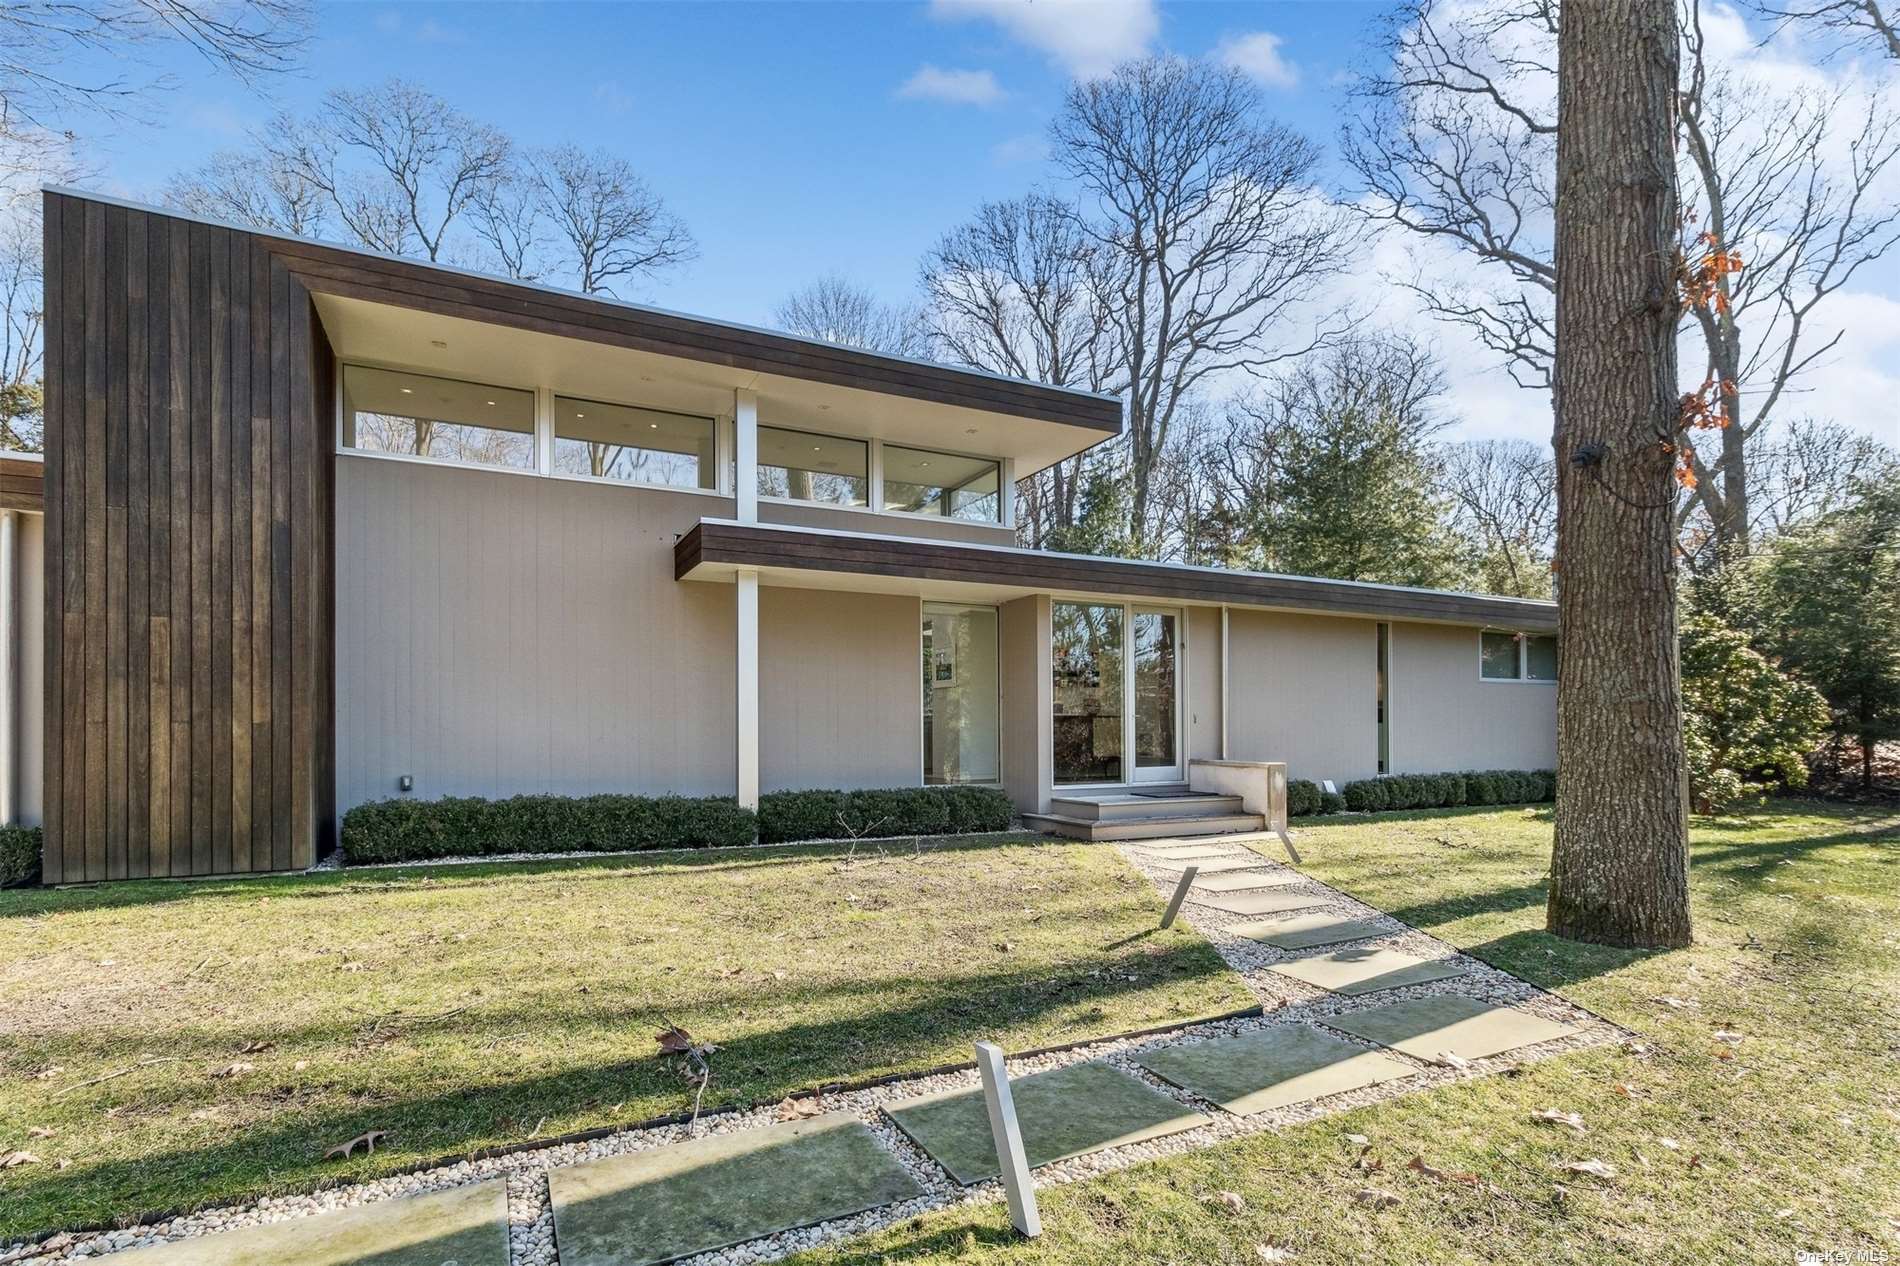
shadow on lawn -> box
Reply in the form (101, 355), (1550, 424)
(1, 939), (1235, 1240)
(0, 834), (1061, 920)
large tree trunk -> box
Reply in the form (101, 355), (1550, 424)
(1547, 0), (1694, 949)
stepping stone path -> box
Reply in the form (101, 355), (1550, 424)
(1324, 994), (1581, 1062)
(1191, 889), (1327, 918)
(884, 1060), (1207, 1185)
(115, 1179), (509, 1266)
(1135, 844), (1240, 861)
(1136, 1024), (1415, 1115)
(1267, 946), (1468, 996)
(547, 1112), (919, 1266)
(1193, 869), (1303, 891)
(1230, 913), (1387, 950)
(1151, 855), (1261, 874)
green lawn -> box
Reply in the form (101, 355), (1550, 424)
(0, 834), (1253, 1239)
(795, 803), (1900, 1266)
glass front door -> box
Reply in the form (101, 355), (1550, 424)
(1131, 608), (1181, 782)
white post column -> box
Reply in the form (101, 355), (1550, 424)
(0, 510), (15, 825)
(736, 567), (760, 812)
(734, 388), (759, 523)
(1219, 605), (1231, 761)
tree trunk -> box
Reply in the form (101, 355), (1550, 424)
(1547, 0), (1694, 949)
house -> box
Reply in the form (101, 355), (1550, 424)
(25, 186), (1558, 881)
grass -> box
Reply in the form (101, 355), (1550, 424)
(792, 803), (1900, 1266)
(0, 833), (1254, 1240)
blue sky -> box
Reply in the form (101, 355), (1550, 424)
(55, 0), (1900, 445)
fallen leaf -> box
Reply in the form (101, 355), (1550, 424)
(1212, 1190), (1246, 1213)
(238, 1040), (274, 1055)
(1532, 1108), (1586, 1134)
(26, 1126), (54, 1139)
(323, 1129), (387, 1161)
(1406, 1156), (1481, 1186)
(293, 1060), (309, 1072)
(655, 1026), (718, 1060)
(1343, 1133), (1369, 1146)
(1559, 1159), (1617, 1180)
(1353, 1146), (1384, 1173)
(1652, 996), (1693, 1009)
(1659, 1137), (1681, 1151)
(1712, 1031), (1744, 1045)
(0, 1151), (41, 1169)
(1353, 1187), (1402, 1209)
(1612, 1082), (1639, 1098)
(1434, 1052), (1473, 1070)
(1688, 1154), (1704, 1169)
(1255, 1245), (1295, 1263)
(210, 1062), (255, 1079)
(775, 1096), (825, 1122)
(1713, 1047), (1735, 1062)
(1775, 1208), (1794, 1220)
(31, 1066), (65, 1081)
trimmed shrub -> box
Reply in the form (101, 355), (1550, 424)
(0, 824), (40, 887)
(1286, 778), (1322, 818)
(1318, 791), (1346, 815)
(758, 785), (1013, 844)
(341, 794), (757, 864)
(1337, 769), (1556, 815)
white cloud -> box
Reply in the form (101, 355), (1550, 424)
(898, 65), (1006, 106)
(991, 132), (1050, 165)
(1214, 31), (1299, 90)
(931, 0), (1158, 79)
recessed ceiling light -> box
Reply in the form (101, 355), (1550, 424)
(400, 387), (413, 394)
(576, 412), (586, 418)
(812, 445), (821, 452)
(920, 461), (931, 468)
(649, 422), (658, 429)
(486, 400), (496, 406)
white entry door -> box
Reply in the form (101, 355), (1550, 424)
(1130, 607), (1182, 783)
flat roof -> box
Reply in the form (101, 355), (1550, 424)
(44, 187), (1123, 437)
(676, 519), (1560, 632)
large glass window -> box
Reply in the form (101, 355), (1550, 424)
(1525, 635), (1559, 681)
(923, 604), (1000, 785)
(883, 445), (1002, 522)
(1053, 601), (1125, 784)
(758, 426), (868, 506)
(1480, 630), (1522, 680)
(342, 365), (535, 469)
(554, 396), (715, 489)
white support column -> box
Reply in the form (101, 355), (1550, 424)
(999, 456), (1017, 529)
(534, 386), (555, 475)
(0, 510), (15, 825)
(736, 568), (760, 812)
(734, 388), (759, 523)
(1219, 605), (1231, 761)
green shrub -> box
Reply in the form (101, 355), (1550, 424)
(0, 824), (40, 887)
(1337, 769), (1556, 815)
(341, 793), (757, 864)
(759, 785), (1013, 844)
(1318, 791), (1346, 814)
(1286, 779), (1321, 818)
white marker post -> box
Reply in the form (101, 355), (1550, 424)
(975, 1041), (1041, 1238)
(1160, 865), (1199, 929)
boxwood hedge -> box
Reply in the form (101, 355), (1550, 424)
(1340, 769), (1555, 814)
(0, 824), (40, 887)
(339, 784), (1019, 864)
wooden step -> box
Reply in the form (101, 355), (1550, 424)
(1046, 792), (1247, 823)
(1021, 811), (1267, 842)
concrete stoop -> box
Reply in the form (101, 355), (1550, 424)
(1023, 790), (1266, 841)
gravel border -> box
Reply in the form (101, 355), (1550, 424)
(6, 833), (1626, 1266)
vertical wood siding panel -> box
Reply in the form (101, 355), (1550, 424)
(269, 256), (292, 870)
(168, 218), (192, 873)
(249, 241), (273, 871)
(189, 221), (213, 876)
(60, 201), (87, 880)
(229, 233), (253, 869)
(147, 215), (172, 877)
(208, 226), (232, 872)
(82, 198), (106, 882)
(125, 211), (151, 877)
(105, 204), (129, 879)
(312, 320), (337, 854)
(40, 197), (65, 884)
(287, 290), (313, 863)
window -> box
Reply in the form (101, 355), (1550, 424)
(1481, 630), (1558, 682)
(1525, 635), (1558, 681)
(1053, 601), (1125, 784)
(342, 365), (534, 470)
(883, 445), (1002, 522)
(554, 396), (715, 489)
(758, 426), (868, 506)
(923, 604), (999, 784)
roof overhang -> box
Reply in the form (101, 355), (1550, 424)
(675, 519), (1560, 632)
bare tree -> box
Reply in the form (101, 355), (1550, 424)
(773, 273), (926, 357)
(1440, 438), (1556, 597)
(1756, 0), (1900, 57)
(1548, 0), (1692, 949)
(1052, 56), (1357, 553)
(527, 144), (695, 296)
(465, 167), (542, 282)
(1, 211), (44, 450)
(1344, 0), (1900, 563)
(1740, 417), (1900, 539)
(919, 194), (1112, 546)
(275, 80), (511, 261)
(163, 147), (328, 235)
(1, 0), (307, 135)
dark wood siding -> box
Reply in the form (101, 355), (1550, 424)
(676, 521), (1562, 633)
(42, 192), (335, 880)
